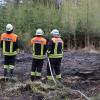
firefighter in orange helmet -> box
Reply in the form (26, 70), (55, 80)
(31, 28), (47, 81)
(0, 24), (19, 78)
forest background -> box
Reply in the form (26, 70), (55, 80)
(0, 0), (100, 50)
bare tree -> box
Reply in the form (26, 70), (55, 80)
(32, 0), (63, 9)
(15, 0), (20, 5)
(54, 0), (63, 9)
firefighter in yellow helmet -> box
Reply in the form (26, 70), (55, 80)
(31, 28), (47, 81)
(47, 29), (64, 81)
(0, 24), (20, 77)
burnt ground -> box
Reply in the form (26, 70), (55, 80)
(0, 51), (100, 100)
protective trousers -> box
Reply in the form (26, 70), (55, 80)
(4, 55), (16, 77)
(31, 58), (43, 81)
(47, 58), (62, 80)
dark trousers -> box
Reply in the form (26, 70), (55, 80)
(31, 58), (43, 80)
(4, 55), (16, 66)
(47, 58), (62, 79)
(4, 55), (16, 77)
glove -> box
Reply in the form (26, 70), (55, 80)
(47, 50), (50, 56)
(47, 50), (50, 54)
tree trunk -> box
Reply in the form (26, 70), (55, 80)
(54, 0), (63, 9)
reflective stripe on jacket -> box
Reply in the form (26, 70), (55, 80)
(31, 36), (47, 59)
(1, 33), (18, 56)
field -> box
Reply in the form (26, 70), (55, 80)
(0, 51), (100, 100)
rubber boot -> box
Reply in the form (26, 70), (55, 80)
(4, 68), (7, 77)
(57, 78), (61, 82)
(30, 76), (35, 81)
(36, 76), (41, 81)
(9, 69), (14, 78)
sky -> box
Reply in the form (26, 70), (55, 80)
(0, 0), (6, 5)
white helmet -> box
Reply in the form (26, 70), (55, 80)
(6, 24), (13, 32)
(36, 28), (44, 35)
(51, 29), (59, 36)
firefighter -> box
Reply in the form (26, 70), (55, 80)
(47, 29), (64, 81)
(0, 24), (19, 77)
(31, 28), (47, 81)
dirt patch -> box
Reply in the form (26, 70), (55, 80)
(0, 51), (100, 100)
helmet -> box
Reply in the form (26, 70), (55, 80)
(51, 29), (59, 36)
(36, 28), (43, 35)
(6, 24), (13, 32)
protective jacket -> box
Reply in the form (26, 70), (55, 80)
(48, 37), (64, 58)
(1, 33), (18, 56)
(31, 36), (47, 59)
